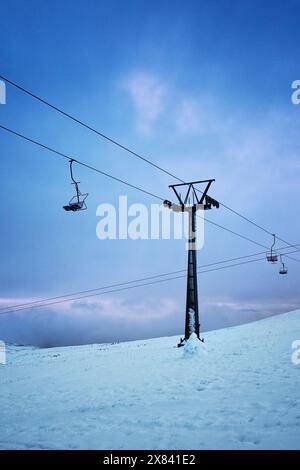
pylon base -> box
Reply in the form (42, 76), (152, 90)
(177, 338), (186, 348)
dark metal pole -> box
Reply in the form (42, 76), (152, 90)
(166, 179), (218, 346)
(184, 206), (200, 341)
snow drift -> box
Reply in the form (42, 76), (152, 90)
(1, 310), (300, 449)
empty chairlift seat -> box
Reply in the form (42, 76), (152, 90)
(63, 197), (87, 212)
(63, 159), (88, 213)
(266, 251), (278, 263)
(279, 255), (288, 275)
(266, 234), (278, 263)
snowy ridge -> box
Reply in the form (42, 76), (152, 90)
(1, 310), (300, 449)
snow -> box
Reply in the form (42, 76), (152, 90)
(1, 310), (300, 450)
(182, 332), (206, 358)
(188, 308), (195, 334)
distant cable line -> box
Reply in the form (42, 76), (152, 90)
(0, 124), (163, 201)
(1, 74), (298, 254)
(0, 256), (267, 316)
(0, 246), (299, 316)
(196, 213), (300, 263)
(197, 213), (267, 249)
(0, 75), (180, 181)
(1, 123), (300, 264)
(0, 250), (269, 311)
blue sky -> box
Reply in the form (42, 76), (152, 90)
(0, 0), (300, 346)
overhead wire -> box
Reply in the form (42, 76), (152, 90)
(0, 124), (163, 202)
(2, 123), (297, 260)
(0, 246), (299, 317)
(0, 257), (266, 316)
(1, 74), (298, 254)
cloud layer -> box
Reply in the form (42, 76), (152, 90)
(1, 293), (298, 348)
(123, 72), (167, 134)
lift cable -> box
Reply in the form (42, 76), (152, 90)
(0, 257), (273, 316)
(2, 123), (299, 262)
(0, 246), (299, 316)
(1, 74), (297, 252)
(195, 214), (300, 263)
(0, 249), (273, 311)
(0, 124), (163, 202)
(0, 75), (179, 181)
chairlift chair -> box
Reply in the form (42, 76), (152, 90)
(266, 234), (278, 263)
(279, 255), (288, 275)
(63, 193), (88, 212)
(266, 251), (278, 263)
(63, 159), (88, 212)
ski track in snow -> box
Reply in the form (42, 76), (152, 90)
(1, 310), (300, 449)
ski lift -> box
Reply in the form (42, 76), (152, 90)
(279, 255), (288, 275)
(63, 159), (88, 212)
(266, 234), (278, 263)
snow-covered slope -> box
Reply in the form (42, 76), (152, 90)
(1, 310), (300, 450)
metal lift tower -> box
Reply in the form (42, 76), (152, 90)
(164, 180), (219, 347)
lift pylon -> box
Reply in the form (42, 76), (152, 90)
(164, 179), (219, 347)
